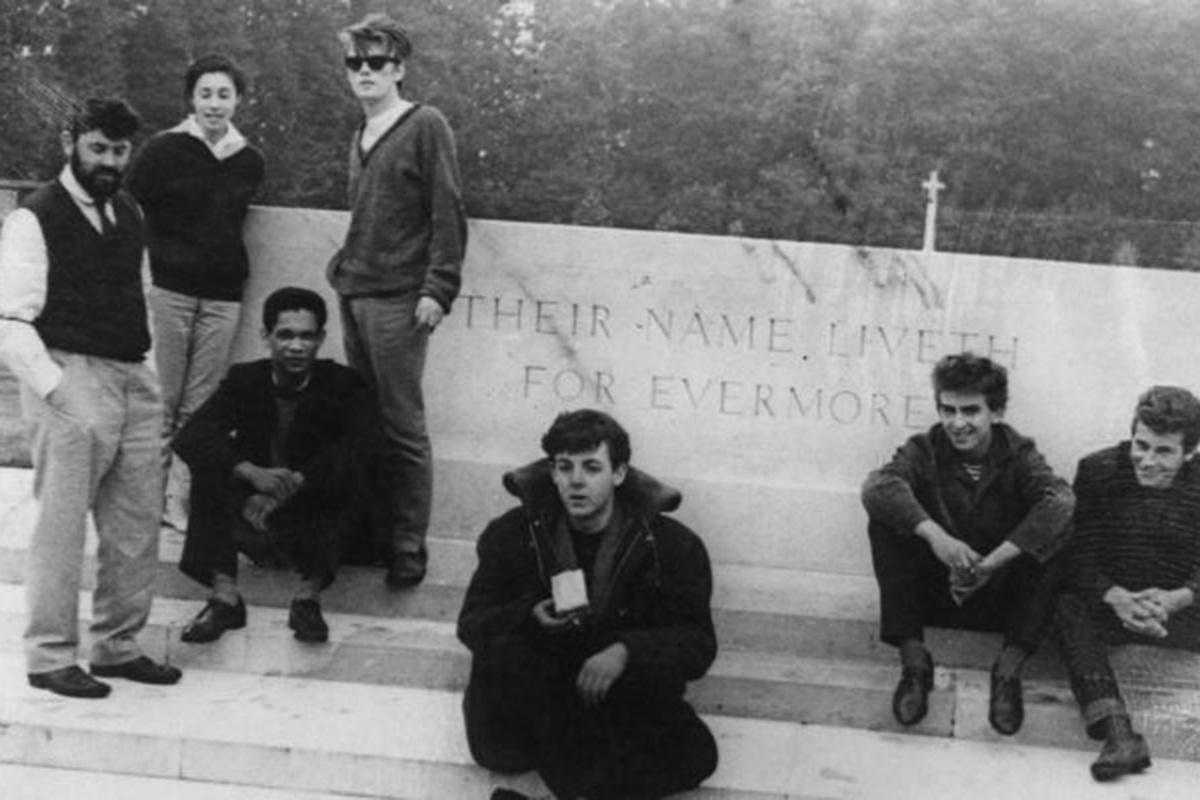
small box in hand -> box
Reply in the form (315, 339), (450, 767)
(551, 569), (589, 616)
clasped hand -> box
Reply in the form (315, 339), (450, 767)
(1105, 586), (1177, 638)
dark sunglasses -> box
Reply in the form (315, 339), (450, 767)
(344, 55), (398, 72)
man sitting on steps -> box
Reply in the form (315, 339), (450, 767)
(458, 409), (718, 800)
(174, 286), (378, 644)
(862, 352), (1074, 735)
(1055, 385), (1200, 781)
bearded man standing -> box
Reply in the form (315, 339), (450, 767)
(0, 98), (180, 697)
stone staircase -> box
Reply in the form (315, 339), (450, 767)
(2, 466), (1200, 798)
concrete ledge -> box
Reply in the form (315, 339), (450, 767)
(2, 763), (360, 800)
(4, 652), (1200, 800)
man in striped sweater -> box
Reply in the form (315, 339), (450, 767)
(1056, 385), (1200, 781)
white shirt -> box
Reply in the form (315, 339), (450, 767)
(0, 166), (150, 398)
(171, 115), (249, 160)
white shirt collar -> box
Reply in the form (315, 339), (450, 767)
(58, 165), (100, 207)
(171, 115), (248, 160)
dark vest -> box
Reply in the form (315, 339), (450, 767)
(24, 181), (150, 362)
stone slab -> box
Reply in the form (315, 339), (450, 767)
(4, 652), (1200, 799)
(1, 764), (361, 800)
(229, 211), (1200, 581)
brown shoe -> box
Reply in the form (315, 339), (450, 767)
(988, 666), (1024, 735)
(1091, 715), (1151, 781)
(90, 656), (182, 685)
(180, 597), (247, 643)
(28, 665), (111, 698)
(892, 654), (934, 726)
(385, 549), (427, 589)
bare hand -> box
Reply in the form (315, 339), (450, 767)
(531, 598), (575, 633)
(1105, 586), (1168, 637)
(922, 525), (981, 576)
(414, 296), (445, 333)
(576, 643), (629, 706)
(242, 492), (279, 532)
(236, 463), (304, 500)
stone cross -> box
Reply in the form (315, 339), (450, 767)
(922, 170), (945, 252)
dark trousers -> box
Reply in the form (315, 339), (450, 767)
(179, 466), (353, 591)
(463, 633), (718, 800)
(867, 522), (1060, 653)
(1055, 591), (1200, 729)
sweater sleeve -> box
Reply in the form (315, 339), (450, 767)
(171, 366), (248, 479)
(1003, 443), (1075, 562)
(417, 110), (467, 312)
(1065, 456), (1116, 600)
(861, 437), (934, 534)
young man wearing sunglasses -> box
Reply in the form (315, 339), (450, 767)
(327, 13), (468, 590)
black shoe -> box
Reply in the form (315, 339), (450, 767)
(288, 598), (329, 643)
(988, 666), (1024, 735)
(1091, 715), (1151, 781)
(892, 654), (934, 726)
(180, 597), (247, 643)
(28, 665), (111, 698)
(490, 790), (533, 800)
(385, 549), (427, 589)
(90, 655), (182, 685)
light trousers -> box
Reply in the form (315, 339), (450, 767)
(21, 351), (164, 672)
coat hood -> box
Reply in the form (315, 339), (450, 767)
(502, 458), (682, 518)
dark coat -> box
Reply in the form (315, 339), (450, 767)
(172, 358), (375, 505)
(457, 460), (716, 695)
(862, 422), (1074, 562)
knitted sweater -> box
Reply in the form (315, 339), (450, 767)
(1066, 443), (1200, 602)
(326, 104), (467, 310)
(126, 130), (264, 301)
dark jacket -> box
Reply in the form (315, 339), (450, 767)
(457, 460), (716, 694)
(172, 359), (375, 505)
(1066, 443), (1200, 602)
(861, 423), (1074, 562)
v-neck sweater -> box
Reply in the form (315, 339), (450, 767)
(327, 104), (467, 310)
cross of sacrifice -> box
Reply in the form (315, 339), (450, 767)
(922, 170), (945, 252)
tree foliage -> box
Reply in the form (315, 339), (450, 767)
(3, 0), (1200, 267)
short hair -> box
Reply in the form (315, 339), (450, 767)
(339, 13), (413, 61)
(184, 54), (248, 101)
(1132, 385), (1200, 451)
(68, 98), (140, 142)
(262, 287), (327, 332)
(541, 409), (631, 469)
(932, 352), (1008, 412)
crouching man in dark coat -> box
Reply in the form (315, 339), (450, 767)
(174, 286), (378, 645)
(457, 409), (718, 800)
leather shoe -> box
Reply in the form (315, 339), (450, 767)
(90, 655), (182, 685)
(180, 597), (247, 643)
(1091, 715), (1151, 782)
(988, 666), (1024, 735)
(385, 549), (427, 589)
(28, 665), (111, 698)
(288, 598), (329, 643)
(892, 655), (934, 726)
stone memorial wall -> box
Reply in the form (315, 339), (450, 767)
(216, 208), (1200, 576)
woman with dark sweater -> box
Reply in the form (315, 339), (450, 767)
(127, 54), (265, 528)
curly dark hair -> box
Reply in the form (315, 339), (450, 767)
(68, 98), (140, 141)
(932, 352), (1008, 412)
(262, 286), (327, 332)
(1132, 385), (1200, 451)
(184, 54), (248, 102)
(541, 409), (631, 469)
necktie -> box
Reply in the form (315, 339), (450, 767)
(97, 199), (115, 238)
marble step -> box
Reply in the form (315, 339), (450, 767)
(2, 763), (367, 800)
(1, 585), (1198, 762)
(3, 651), (1200, 800)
